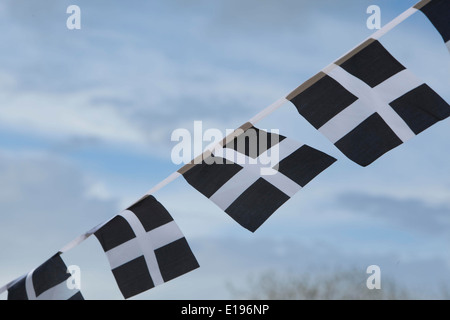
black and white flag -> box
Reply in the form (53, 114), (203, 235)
(418, 0), (450, 52)
(289, 40), (450, 166)
(94, 195), (199, 299)
(7, 254), (83, 300)
(182, 125), (336, 232)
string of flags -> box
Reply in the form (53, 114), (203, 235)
(1, 0), (449, 300)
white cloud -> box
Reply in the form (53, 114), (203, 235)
(336, 192), (450, 237)
(0, 85), (147, 146)
(0, 149), (120, 251)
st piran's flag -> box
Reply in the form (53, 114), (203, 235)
(418, 0), (450, 52)
(94, 195), (199, 299)
(288, 40), (450, 167)
(182, 125), (336, 232)
(7, 254), (83, 300)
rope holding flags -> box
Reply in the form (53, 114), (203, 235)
(0, 0), (449, 299)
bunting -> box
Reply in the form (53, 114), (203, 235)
(0, 0), (448, 300)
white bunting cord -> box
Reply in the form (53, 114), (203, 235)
(0, 0), (429, 296)
(248, 97), (289, 124)
(372, 7), (420, 40)
(58, 219), (111, 254)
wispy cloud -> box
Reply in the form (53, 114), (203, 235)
(337, 192), (450, 236)
(0, 150), (119, 249)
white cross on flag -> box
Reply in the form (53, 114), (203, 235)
(182, 125), (336, 232)
(289, 40), (450, 166)
(7, 254), (83, 300)
(94, 195), (199, 299)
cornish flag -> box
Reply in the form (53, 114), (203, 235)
(94, 195), (199, 299)
(419, 0), (450, 52)
(7, 254), (83, 300)
(289, 40), (450, 166)
(182, 125), (336, 232)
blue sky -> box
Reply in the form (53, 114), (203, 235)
(0, 0), (449, 299)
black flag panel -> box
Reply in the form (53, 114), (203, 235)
(419, 0), (450, 52)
